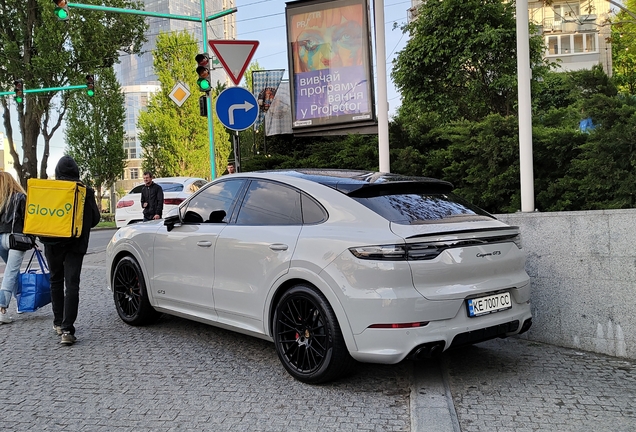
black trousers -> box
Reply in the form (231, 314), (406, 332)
(44, 245), (85, 335)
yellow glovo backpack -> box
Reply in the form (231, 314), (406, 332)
(24, 178), (86, 238)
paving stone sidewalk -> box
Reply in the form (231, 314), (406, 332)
(442, 337), (636, 432)
(0, 259), (412, 431)
(2, 247), (636, 431)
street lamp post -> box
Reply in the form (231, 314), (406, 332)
(516, 0), (535, 212)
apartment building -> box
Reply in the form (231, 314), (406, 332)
(407, 0), (613, 75)
(529, 0), (612, 75)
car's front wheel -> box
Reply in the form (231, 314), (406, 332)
(273, 284), (354, 384)
(112, 256), (160, 326)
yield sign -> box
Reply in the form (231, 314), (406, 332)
(208, 40), (259, 86)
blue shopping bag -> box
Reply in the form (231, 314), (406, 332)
(16, 248), (51, 313)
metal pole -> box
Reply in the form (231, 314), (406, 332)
(67, 3), (236, 23)
(200, 0), (216, 180)
(1, 84), (87, 97)
(110, 183), (117, 213)
(374, 0), (390, 173)
(516, 0), (535, 212)
(68, 3), (202, 21)
(233, 130), (241, 173)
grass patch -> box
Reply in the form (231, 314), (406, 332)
(95, 221), (117, 229)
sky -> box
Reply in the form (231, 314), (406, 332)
(233, 0), (411, 116)
(6, 0), (412, 176)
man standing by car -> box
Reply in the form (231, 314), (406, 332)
(140, 172), (164, 221)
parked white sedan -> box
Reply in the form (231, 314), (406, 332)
(106, 169), (532, 383)
(115, 177), (208, 227)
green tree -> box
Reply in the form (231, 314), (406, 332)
(566, 94), (636, 209)
(65, 67), (127, 212)
(0, 0), (146, 187)
(139, 31), (230, 179)
(611, 0), (636, 94)
(392, 0), (550, 123)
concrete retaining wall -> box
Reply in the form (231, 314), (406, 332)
(496, 209), (635, 360)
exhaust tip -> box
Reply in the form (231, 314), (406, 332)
(409, 341), (445, 361)
(519, 318), (533, 335)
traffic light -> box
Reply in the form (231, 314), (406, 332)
(85, 74), (95, 97)
(14, 80), (24, 104)
(195, 53), (211, 92)
(53, 0), (69, 21)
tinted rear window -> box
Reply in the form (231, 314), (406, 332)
(129, 183), (185, 194)
(351, 193), (494, 224)
(158, 183), (184, 192)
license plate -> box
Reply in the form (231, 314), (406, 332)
(467, 292), (511, 317)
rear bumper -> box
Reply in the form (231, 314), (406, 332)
(348, 300), (532, 364)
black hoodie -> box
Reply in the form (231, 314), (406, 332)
(40, 156), (101, 253)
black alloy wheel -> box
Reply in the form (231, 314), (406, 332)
(273, 285), (354, 384)
(113, 256), (160, 326)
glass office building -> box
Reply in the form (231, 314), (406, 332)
(115, 0), (235, 191)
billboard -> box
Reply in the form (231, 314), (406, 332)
(286, 0), (376, 135)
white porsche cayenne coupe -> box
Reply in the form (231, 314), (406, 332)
(106, 169), (532, 383)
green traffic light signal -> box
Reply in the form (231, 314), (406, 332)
(54, 7), (69, 20)
(86, 74), (95, 97)
(14, 80), (24, 104)
(195, 53), (211, 93)
(197, 77), (211, 91)
(53, 0), (69, 20)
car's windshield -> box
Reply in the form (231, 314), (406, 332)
(350, 192), (494, 224)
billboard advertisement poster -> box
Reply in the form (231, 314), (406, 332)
(286, 0), (375, 133)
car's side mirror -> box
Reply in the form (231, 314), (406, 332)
(164, 214), (180, 232)
(207, 209), (227, 223)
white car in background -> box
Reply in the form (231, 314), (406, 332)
(115, 177), (208, 228)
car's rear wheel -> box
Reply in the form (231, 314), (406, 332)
(273, 284), (354, 384)
(113, 256), (160, 325)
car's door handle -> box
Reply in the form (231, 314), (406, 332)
(269, 243), (289, 251)
(197, 241), (213, 247)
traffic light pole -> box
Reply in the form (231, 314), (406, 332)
(64, 3), (237, 180)
(0, 84), (88, 97)
(200, 2), (216, 179)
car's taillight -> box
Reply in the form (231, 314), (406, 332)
(368, 321), (429, 329)
(350, 233), (523, 261)
(116, 200), (134, 208)
(348, 243), (448, 261)
(164, 198), (185, 205)
(348, 245), (407, 261)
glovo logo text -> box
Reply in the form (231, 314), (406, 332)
(28, 203), (72, 218)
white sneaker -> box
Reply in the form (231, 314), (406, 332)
(0, 310), (12, 324)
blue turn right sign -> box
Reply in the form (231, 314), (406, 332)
(215, 87), (259, 131)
